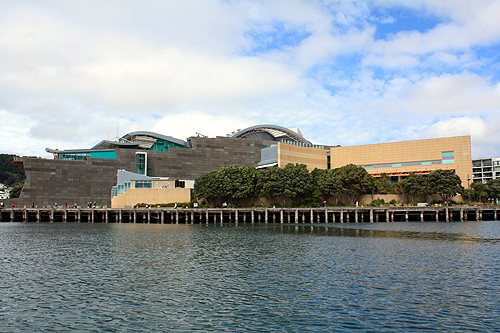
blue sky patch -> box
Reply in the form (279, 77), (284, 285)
(372, 8), (446, 41)
(243, 21), (311, 55)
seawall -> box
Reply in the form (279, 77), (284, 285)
(1, 206), (499, 223)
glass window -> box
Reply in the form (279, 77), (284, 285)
(135, 181), (152, 188)
(135, 153), (146, 175)
(442, 151), (454, 160)
(442, 151), (454, 157)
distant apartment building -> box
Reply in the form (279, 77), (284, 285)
(472, 157), (500, 183)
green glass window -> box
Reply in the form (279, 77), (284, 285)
(149, 139), (188, 152)
(135, 153), (146, 175)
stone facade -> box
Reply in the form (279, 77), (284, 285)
(18, 136), (270, 207)
(20, 157), (120, 208)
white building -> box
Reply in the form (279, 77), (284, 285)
(0, 189), (10, 200)
(472, 157), (500, 183)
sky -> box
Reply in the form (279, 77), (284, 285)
(1, 0), (500, 159)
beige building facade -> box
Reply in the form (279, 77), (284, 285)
(277, 143), (328, 170)
(111, 188), (192, 208)
(330, 136), (472, 187)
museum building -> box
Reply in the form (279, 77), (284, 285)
(15, 125), (472, 207)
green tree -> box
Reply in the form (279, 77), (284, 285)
(470, 182), (487, 203)
(281, 163), (313, 205)
(336, 164), (376, 204)
(194, 170), (222, 206)
(400, 173), (430, 202)
(218, 165), (257, 206)
(9, 183), (24, 198)
(374, 172), (395, 194)
(0, 154), (26, 187)
(313, 168), (344, 202)
(256, 166), (284, 205)
(486, 178), (500, 202)
(427, 169), (463, 202)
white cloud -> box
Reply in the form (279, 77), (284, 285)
(152, 111), (254, 140)
(406, 73), (500, 115)
(425, 116), (500, 158)
(425, 117), (486, 138)
(0, 109), (40, 156)
(1, 0), (500, 160)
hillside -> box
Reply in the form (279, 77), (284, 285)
(0, 154), (26, 187)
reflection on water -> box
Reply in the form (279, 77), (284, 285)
(265, 223), (500, 244)
(1, 222), (500, 332)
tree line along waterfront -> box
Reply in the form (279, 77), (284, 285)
(194, 163), (500, 208)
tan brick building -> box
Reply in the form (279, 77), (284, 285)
(330, 136), (472, 187)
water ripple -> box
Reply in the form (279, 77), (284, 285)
(0, 222), (500, 331)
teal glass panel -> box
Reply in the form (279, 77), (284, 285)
(442, 151), (454, 158)
(90, 151), (117, 159)
(442, 159), (454, 164)
(421, 161), (432, 165)
(148, 139), (188, 152)
(392, 163), (402, 167)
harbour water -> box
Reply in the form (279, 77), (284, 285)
(1, 221), (500, 332)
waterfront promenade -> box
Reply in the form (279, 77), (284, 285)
(1, 206), (499, 223)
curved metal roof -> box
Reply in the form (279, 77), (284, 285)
(120, 131), (189, 147)
(231, 124), (311, 145)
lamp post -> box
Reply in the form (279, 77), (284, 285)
(467, 175), (471, 206)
